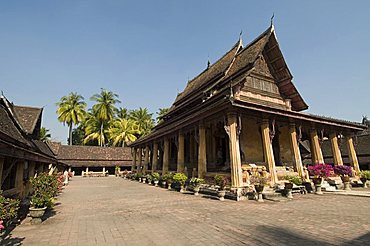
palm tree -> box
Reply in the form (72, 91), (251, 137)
(156, 107), (170, 124)
(90, 89), (121, 146)
(117, 107), (129, 119)
(107, 118), (139, 146)
(39, 127), (51, 142)
(129, 107), (154, 137)
(56, 92), (86, 145)
(83, 113), (109, 146)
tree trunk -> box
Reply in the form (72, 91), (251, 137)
(69, 124), (73, 145)
(100, 123), (103, 147)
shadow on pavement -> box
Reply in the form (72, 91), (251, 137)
(255, 225), (327, 245)
(343, 232), (370, 246)
(1, 234), (25, 245)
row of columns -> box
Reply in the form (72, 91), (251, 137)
(132, 115), (361, 187)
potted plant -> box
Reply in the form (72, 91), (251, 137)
(308, 164), (333, 195)
(141, 174), (147, 183)
(146, 174), (152, 185)
(29, 173), (58, 224)
(214, 175), (228, 201)
(173, 173), (188, 193)
(136, 173), (143, 182)
(163, 173), (174, 190)
(190, 178), (204, 196)
(284, 175), (303, 199)
(334, 165), (352, 191)
(250, 173), (268, 202)
(359, 170), (370, 188)
(152, 172), (160, 187)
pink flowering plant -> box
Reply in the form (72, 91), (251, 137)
(334, 165), (352, 177)
(308, 164), (333, 178)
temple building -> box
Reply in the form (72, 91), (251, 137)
(0, 95), (64, 199)
(129, 25), (366, 188)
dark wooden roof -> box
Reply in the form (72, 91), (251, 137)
(0, 96), (58, 164)
(12, 105), (42, 135)
(51, 143), (132, 167)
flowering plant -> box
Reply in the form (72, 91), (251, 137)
(308, 164), (333, 178)
(249, 173), (268, 186)
(334, 165), (352, 177)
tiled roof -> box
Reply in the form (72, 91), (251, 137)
(31, 140), (56, 158)
(173, 39), (243, 105)
(0, 104), (30, 146)
(56, 145), (132, 162)
(12, 105), (42, 134)
(60, 160), (132, 167)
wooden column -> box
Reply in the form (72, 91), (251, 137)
(0, 157), (4, 186)
(227, 113), (243, 188)
(346, 136), (360, 174)
(144, 146), (150, 173)
(138, 147), (143, 173)
(29, 161), (36, 178)
(163, 138), (169, 174)
(189, 133), (194, 164)
(198, 122), (207, 178)
(132, 148), (137, 172)
(15, 161), (24, 197)
(310, 129), (324, 164)
(152, 142), (158, 173)
(261, 119), (278, 185)
(329, 133), (343, 165)
(289, 124), (304, 178)
(177, 132), (185, 173)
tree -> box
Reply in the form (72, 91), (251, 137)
(83, 113), (109, 146)
(129, 107), (154, 137)
(39, 127), (51, 142)
(90, 89), (121, 146)
(117, 107), (129, 119)
(56, 92), (86, 145)
(156, 107), (170, 124)
(107, 118), (139, 146)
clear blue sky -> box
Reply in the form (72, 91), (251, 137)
(1, 1), (369, 144)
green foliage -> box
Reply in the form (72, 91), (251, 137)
(190, 178), (204, 186)
(0, 191), (20, 221)
(107, 118), (139, 146)
(284, 175), (303, 185)
(56, 92), (87, 145)
(39, 127), (51, 142)
(249, 173), (268, 187)
(359, 170), (370, 180)
(152, 172), (160, 181)
(156, 107), (170, 124)
(30, 173), (60, 208)
(214, 175), (228, 190)
(162, 172), (174, 183)
(129, 108), (154, 137)
(173, 173), (188, 185)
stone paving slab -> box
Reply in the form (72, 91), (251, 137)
(4, 177), (370, 246)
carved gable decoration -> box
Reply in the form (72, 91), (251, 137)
(254, 55), (273, 78)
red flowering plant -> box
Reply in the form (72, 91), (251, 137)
(308, 164), (333, 178)
(334, 165), (352, 177)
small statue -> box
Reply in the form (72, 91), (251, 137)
(303, 167), (310, 182)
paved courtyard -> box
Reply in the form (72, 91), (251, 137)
(5, 177), (370, 246)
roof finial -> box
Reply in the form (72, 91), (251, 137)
(270, 13), (275, 26)
(207, 55), (211, 69)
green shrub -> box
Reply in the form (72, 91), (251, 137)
(190, 178), (204, 186)
(359, 170), (370, 180)
(284, 175), (303, 185)
(0, 191), (20, 221)
(173, 173), (188, 185)
(152, 172), (160, 181)
(30, 172), (59, 208)
(162, 172), (174, 183)
(214, 175), (228, 190)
